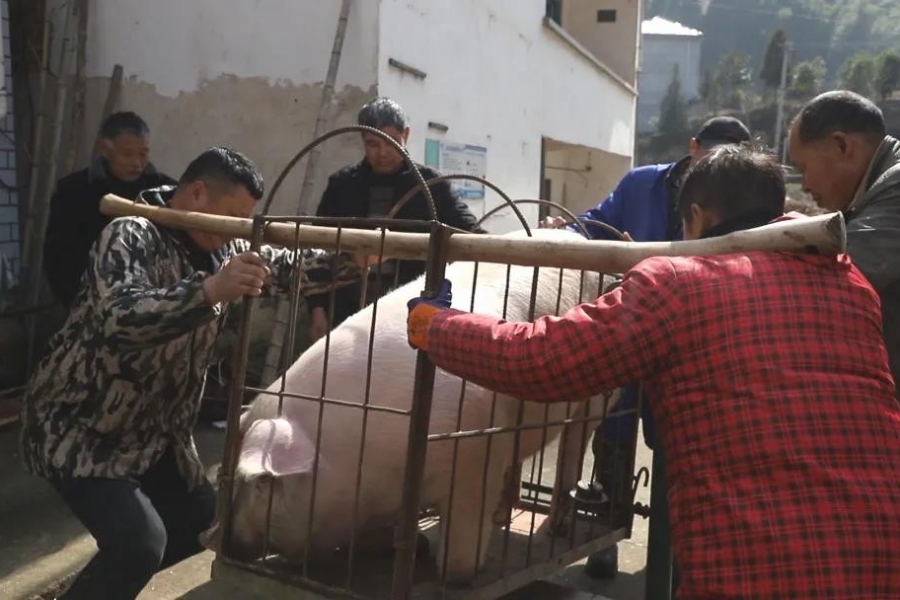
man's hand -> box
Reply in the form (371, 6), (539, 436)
(309, 307), (329, 341)
(202, 252), (271, 305)
(407, 279), (453, 351)
(540, 215), (567, 229)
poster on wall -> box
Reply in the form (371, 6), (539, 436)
(425, 139), (487, 201)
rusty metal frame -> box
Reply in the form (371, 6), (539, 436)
(213, 177), (642, 599)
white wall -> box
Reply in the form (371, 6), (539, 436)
(76, 0), (381, 214)
(637, 34), (703, 133)
(86, 0), (378, 97)
(377, 0), (636, 232)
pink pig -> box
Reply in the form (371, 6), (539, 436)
(229, 229), (611, 582)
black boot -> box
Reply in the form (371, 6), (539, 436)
(585, 544), (619, 579)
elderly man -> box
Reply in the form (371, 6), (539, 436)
(43, 111), (175, 308)
(310, 97), (485, 335)
(22, 147), (358, 600)
(789, 90), (900, 400)
(407, 145), (900, 599)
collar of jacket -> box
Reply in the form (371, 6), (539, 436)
(136, 185), (226, 273)
(355, 158), (424, 182)
(88, 155), (160, 185)
(849, 135), (900, 218)
(665, 155), (693, 198)
(701, 209), (782, 239)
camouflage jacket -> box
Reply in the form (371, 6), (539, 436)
(21, 187), (358, 489)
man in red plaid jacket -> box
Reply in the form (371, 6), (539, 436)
(408, 146), (900, 599)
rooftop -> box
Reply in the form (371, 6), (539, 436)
(642, 16), (703, 38)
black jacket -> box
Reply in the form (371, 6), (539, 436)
(311, 160), (485, 316)
(42, 158), (176, 307)
(317, 160), (485, 229)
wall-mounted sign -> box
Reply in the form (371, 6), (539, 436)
(425, 139), (487, 200)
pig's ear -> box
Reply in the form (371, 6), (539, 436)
(237, 418), (320, 478)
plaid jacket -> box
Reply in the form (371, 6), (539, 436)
(22, 208), (358, 489)
(426, 251), (900, 599)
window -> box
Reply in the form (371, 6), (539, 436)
(597, 9), (617, 22)
(546, 0), (563, 24)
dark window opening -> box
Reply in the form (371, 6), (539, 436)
(597, 9), (617, 22)
(546, 0), (563, 24)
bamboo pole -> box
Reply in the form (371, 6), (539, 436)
(100, 194), (847, 273)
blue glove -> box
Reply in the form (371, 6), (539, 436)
(407, 279), (453, 312)
(407, 279), (453, 351)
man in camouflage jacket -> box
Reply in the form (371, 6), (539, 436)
(20, 147), (358, 600)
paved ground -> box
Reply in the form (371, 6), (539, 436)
(0, 420), (652, 600)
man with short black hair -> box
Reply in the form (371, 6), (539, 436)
(407, 145), (900, 599)
(43, 111), (175, 308)
(21, 147), (359, 600)
(312, 97), (485, 334)
(789, 90), (900, 399)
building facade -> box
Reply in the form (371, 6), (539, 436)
(637, 16), (703, 134)
(54, 0), (640, 230)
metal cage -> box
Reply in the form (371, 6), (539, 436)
(210, 215), (643, 600)
(207, 127), (643, 599)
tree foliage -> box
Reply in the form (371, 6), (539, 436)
(646, 0), (900, 84)
(789, 56), (827, 99)
(840, 52), (877, 98)
(714, 52), (753, 110)
(658, 66), (689, 135)
(876, 50), (900, 101)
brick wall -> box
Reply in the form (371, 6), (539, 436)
(0, 0), (18, 281)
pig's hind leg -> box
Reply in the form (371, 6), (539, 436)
(435, 442), (509, 584)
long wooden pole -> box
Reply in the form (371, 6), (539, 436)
(100, 194), (846, 273)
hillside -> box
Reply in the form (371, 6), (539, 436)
(646, 0), (900, 82)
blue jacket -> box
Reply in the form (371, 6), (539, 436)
(569, 161), (685, 242)
(573, 159), (689, 447)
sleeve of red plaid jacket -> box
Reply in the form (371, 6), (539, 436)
(425, 257), (681, 403)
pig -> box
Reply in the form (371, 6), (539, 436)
(227, 229), (614, 583)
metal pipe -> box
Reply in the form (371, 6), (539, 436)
(262, 125), (436, 220)
(391, 224), (452, 599)
(296, 0), (354, 215)
(389, 174), (532, 236)
(215, 216), (266, 556)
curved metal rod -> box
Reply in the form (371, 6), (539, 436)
(578, 219), (629, 242)
(475, 198), (628, 241)
(261, 125), (436, 219)
(388, 174), (532, 237)
(475, 199), (591, 239)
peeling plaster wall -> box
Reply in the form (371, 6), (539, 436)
(77, 0), (381, 214)
(378, 0), (636, 232)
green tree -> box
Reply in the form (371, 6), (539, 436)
(840, 52), (877, 98)
(658, 65), (690, 135)
(875, 50), (900, 101)
(789, 56), (827, 99)
(700, 69), (717, 109)
(715, 52), (753, 110)
(760, 29), (789, 91)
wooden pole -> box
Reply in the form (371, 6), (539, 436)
(92, 64), (123, 160)
(100, 194), (847, 273)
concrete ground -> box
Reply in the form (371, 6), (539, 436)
(0, 421), (652, 600)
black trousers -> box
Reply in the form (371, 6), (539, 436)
(51, 449), (216, 600)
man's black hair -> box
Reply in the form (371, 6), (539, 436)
(357, 97), (408, 131)
(678, 145), (785, 222)
(99, 111), (150, 140)
(793, 90), (886, 144)
(178, 147), (264, 200)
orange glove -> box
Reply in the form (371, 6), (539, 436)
(407, 279), (453, 351)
